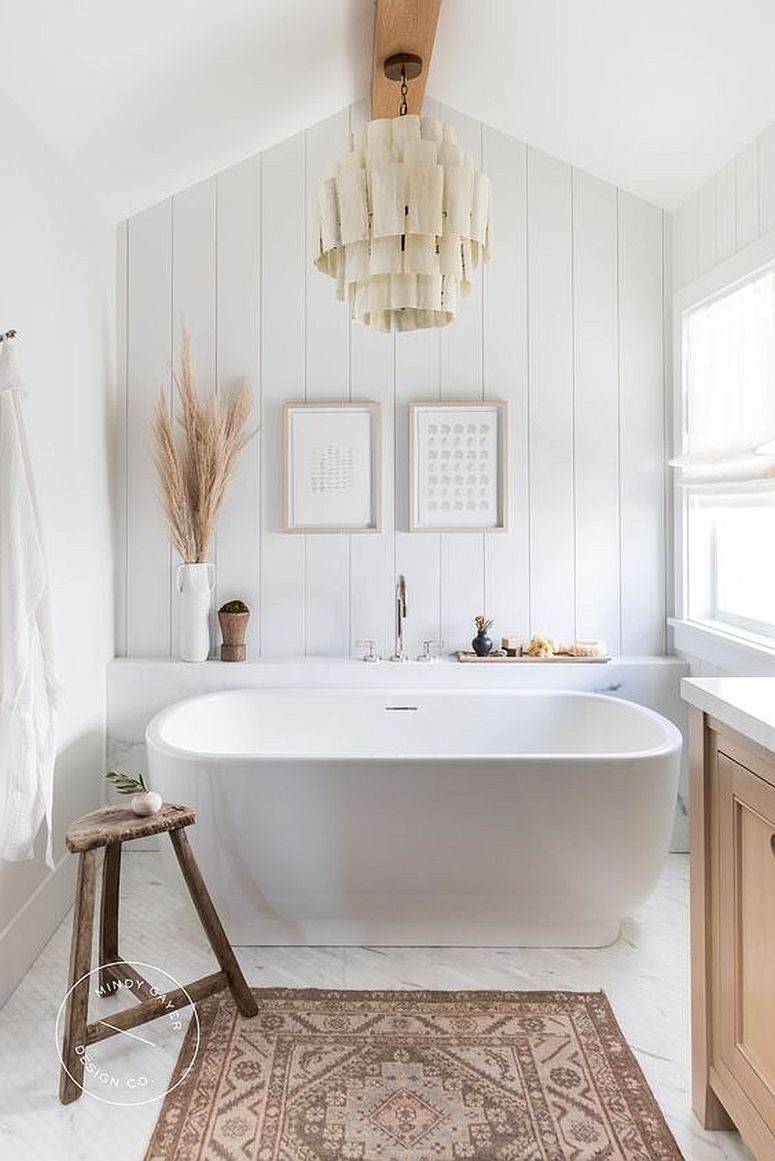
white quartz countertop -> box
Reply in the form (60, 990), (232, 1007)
(681, 677), (775, 753)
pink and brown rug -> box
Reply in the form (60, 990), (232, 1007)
(146, 988), (682, 1160)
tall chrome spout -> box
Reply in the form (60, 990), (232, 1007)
(390, 574), (408, 662)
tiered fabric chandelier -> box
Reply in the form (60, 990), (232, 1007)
(315, 57), (493, 333)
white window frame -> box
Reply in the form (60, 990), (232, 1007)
(671, 226), (775, 672)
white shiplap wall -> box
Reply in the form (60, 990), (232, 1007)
(673, 121), (775, 292)
(117, 99), (667, 660)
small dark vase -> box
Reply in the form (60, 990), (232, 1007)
(472, 630), (493, 657)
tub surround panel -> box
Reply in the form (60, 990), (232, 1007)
(107, 656), (690, 852)
(118, 98), (668, 664)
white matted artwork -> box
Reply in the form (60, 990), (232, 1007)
(284, 401), (382, 532)
(409, 401), (508, 531)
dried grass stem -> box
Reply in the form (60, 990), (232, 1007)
(154, 327), (254, 563)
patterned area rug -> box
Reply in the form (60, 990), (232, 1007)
(146, 989), (682, 1160)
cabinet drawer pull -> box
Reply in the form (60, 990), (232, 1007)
(771, 833), (775, 856)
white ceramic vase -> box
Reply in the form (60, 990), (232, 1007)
(177, 562), (214, 662)
(130, 790), (162, 817)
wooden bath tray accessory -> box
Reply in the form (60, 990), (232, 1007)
(455, 651), (611, 663)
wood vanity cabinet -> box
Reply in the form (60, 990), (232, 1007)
(691, 708), (775, 1158)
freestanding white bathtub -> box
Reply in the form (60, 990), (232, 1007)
(146, 688), (681, 947)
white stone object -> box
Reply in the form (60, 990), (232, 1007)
(130, 790), (162, 816)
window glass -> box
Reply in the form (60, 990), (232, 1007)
(680, 265), (775, 642)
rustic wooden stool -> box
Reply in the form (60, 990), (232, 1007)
(59, 803), (257, 1104)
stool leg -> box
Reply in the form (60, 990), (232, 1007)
(59, 850), (96, 1104)
(169, 829), (257, 1017)
(99, 843), (121, 993)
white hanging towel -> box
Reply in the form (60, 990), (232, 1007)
(0, 340), (58, 868)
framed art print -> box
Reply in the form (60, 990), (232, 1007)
(409, 401), (508, 532)
(284, 401), (382, 532)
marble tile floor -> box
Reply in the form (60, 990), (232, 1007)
(0, 852), (752, 1161)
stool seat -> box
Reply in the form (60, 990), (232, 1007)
(65, 802), (196, 852)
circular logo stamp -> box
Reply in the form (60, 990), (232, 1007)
(54, 961), (200, 1106)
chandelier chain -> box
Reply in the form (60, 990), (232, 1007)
(399, 65), (408, 116)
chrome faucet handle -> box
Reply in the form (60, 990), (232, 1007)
(417, 639), (444, 663)
(355, 639), (382, 663)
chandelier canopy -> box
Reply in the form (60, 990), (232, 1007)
(315, 112), (493, 333)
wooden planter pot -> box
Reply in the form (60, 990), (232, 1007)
(218, 611), (249, 662)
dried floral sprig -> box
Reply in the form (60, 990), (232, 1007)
(105, 770), (148, 796)
(154, 327), (256, 563)
(474, 614), (494, 633)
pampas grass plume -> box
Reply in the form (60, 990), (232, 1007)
(154, 326), (255, 563)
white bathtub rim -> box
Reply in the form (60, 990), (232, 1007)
(145, 687), (683, 765)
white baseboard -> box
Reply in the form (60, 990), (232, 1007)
(0, 855), (76, 1009)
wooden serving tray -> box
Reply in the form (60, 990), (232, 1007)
(456, 651), (611, 664)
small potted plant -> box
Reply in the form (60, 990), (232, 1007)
(106, 771), (162, 817)
(472, 614), (495, 657)
(219, 599), (250, 662)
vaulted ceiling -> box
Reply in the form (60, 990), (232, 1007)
(2, 0), (775, 221)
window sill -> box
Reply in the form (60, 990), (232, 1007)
(669, 617), (775, 675)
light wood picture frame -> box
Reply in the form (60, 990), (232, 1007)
(283, 401), (383, 533)
(409, 400), (508, 532)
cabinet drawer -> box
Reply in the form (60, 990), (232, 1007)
(714, 751), (775, 1133)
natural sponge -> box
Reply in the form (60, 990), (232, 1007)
(523, 634), (557, 658)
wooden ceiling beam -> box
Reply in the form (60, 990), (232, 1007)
(371, 0), (443, 120)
